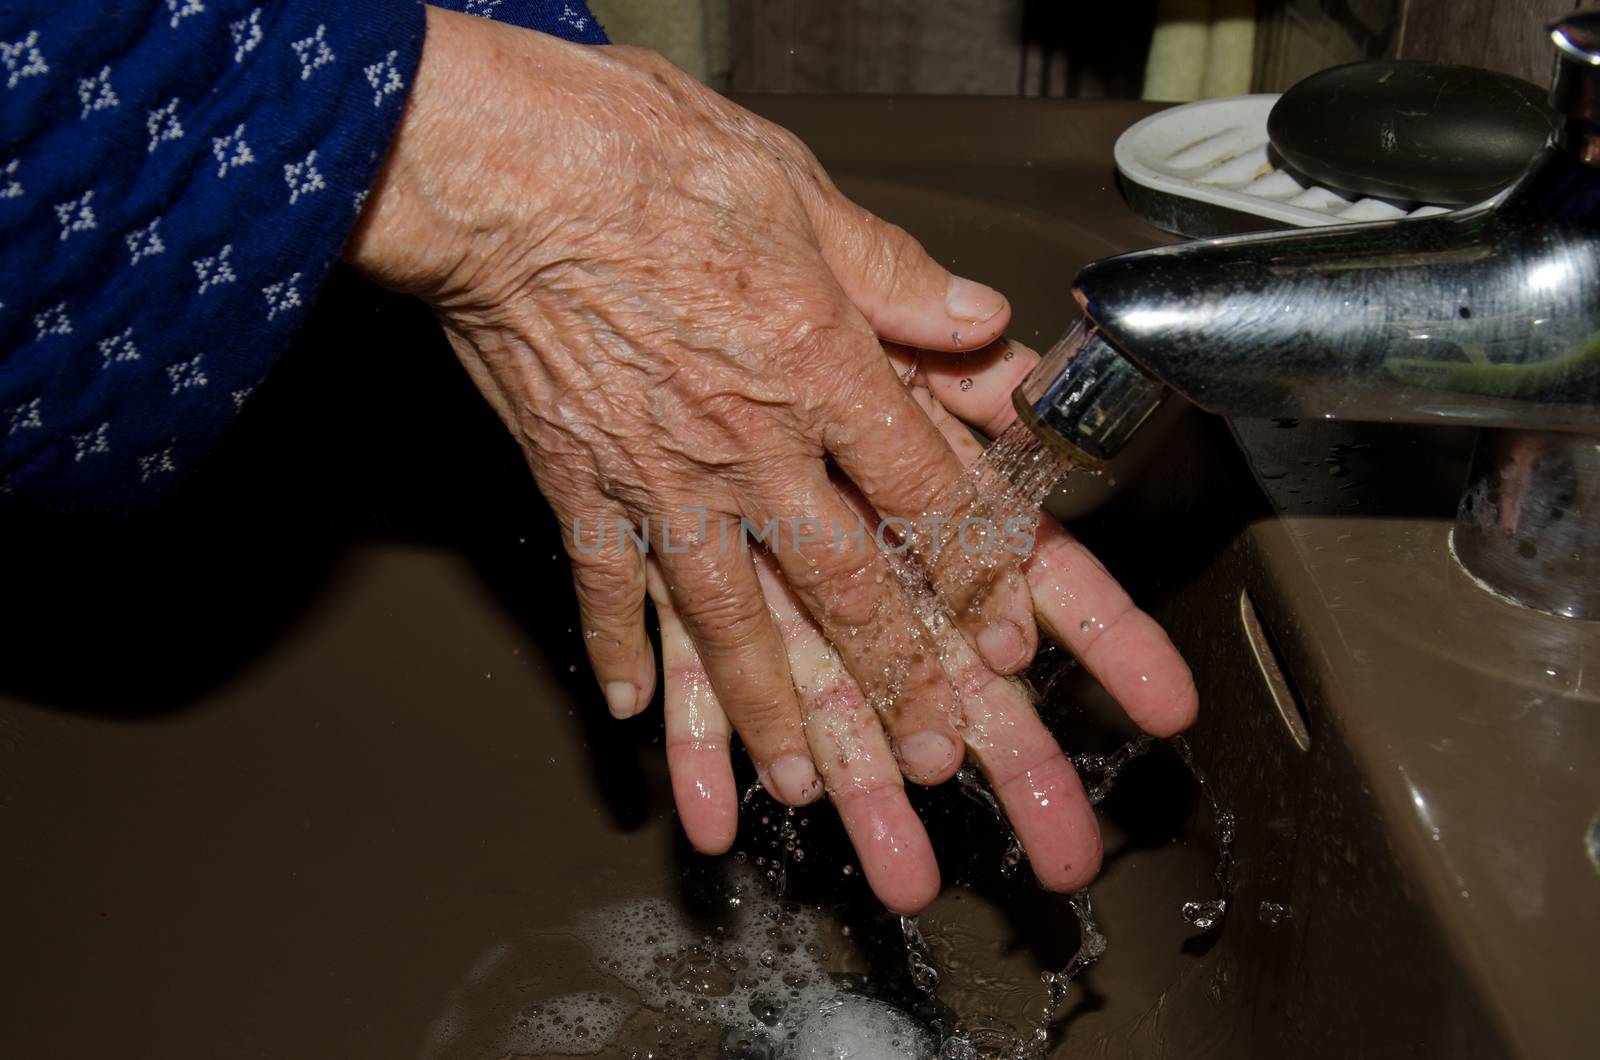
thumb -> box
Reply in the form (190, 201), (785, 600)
(811, 193), (1010, 351)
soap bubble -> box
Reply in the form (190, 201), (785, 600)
(499, 992), (636, 1056)
(779, 995), (934, 1059)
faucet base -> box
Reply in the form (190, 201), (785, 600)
(1452, 429), (1600, 620)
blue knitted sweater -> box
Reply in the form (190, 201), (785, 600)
(0, 1), (606, 510)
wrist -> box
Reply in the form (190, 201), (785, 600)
(345, 5), (565, 300)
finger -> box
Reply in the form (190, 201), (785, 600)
(908, 338), (1042, 438)
(750, 477), (965, 787)
(823, 477), (1098, 891)
(943, 626), (1103, 891)
(810, 192), (1009, 352)
(655, 538), (822, 807)
(897, 363), (1199, 737)
(647, 560), (739, 855)
(815, 329), (1035, 672)
(566, 506), (658, 719)
(753, 552), (940, 915)
(827, 472), (1099, 891)
(1024, 518), (1198, 737)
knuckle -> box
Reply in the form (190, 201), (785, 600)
(988, 734), (1064, 792)
(786, 554), (886, 631)
(579, 589), (646, 633)
(665, 728), (727, 755)
(889, 649), (953, 716)
(859, 218), (933, 296)
(780, 296), (853, 364)
(676, 582), (771, 649)
(732, 693), (799, 735)
(758, 121), (832, 189)
(899, 449), (964, 513)
(571, 553), (642, 600)
(947, 655), (1013, 711)
(825, 769), (905, 805)
(1076, 599), (1137, 658)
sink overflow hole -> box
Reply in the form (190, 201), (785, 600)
(1238, 588), (1312, 753)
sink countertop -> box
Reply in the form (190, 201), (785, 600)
(1232, 416), (1600, 1059)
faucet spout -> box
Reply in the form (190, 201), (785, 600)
(1072, 151), (1600, 434)
(1011, 322), (1166, 471)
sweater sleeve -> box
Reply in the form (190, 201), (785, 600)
(0, 0), (606, 512)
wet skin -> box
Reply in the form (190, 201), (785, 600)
(346, 6), (1197, 913)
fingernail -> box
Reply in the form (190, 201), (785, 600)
(945, 277), (1006, 324)
(766, 755), (822, 805)
(896, 731), (958, 781)
(977, 619), (1028, 673)
(604, 680), (638, 719)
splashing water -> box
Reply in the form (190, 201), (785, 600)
(932, 734), (1239, 1058)
(955, 766), (1025, 878)
(927, 422), (1078, 622)
(1170, 734), (1235, 933)
(900, 916), (942, 997)
(1031, 891), (1108, 1043)
(934, 889), (1108, 1060)
(1073, 733), (1155, 806)
(972, 421), (1078, 536)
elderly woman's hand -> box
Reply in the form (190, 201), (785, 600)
(651, 340), (1197, 912)
(347, 6), (1196, 912)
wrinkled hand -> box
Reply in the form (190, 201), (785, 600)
(347, 7), (1196, 913)
(652, 340), (1196, 912)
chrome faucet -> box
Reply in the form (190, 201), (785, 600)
(1014, 10), (1600, 620)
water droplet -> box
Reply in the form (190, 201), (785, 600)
(1258, 901), (1291, 925)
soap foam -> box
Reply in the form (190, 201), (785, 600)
(780, 995), (934, 1059)
(499, 991), (637, 1056)
(496, 864), (933, 1058)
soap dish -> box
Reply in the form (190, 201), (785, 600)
(1114, 95), (1466, 237)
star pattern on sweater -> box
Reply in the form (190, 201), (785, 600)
(76, 66), (119, 118)
(166, 1), (206, 31)
(166, 353), (209, 393)
(193, 244), (236, 294)
(283, 149), (325, 204)
(7, 398), (44, 436)
(71, 422), (110, 461)
(229, 8), (262, 62)
(146, 98), (184, 152)
(138, 445), (176, 481)
(1, 30), (49, 90)
(32, 302), (72, 339)
(362, 49), (404, 107)
(210, 124), (255, 177)
(262, 272), (303, 320)
(53, 190), (96, 240)
(97, 327), (141, 368)
(1, 1), (603, 507)
(125, 217), (166, 265)
(291, 24), (334, 80)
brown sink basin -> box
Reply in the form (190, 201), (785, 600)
(1, 96), (1594, 1059)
